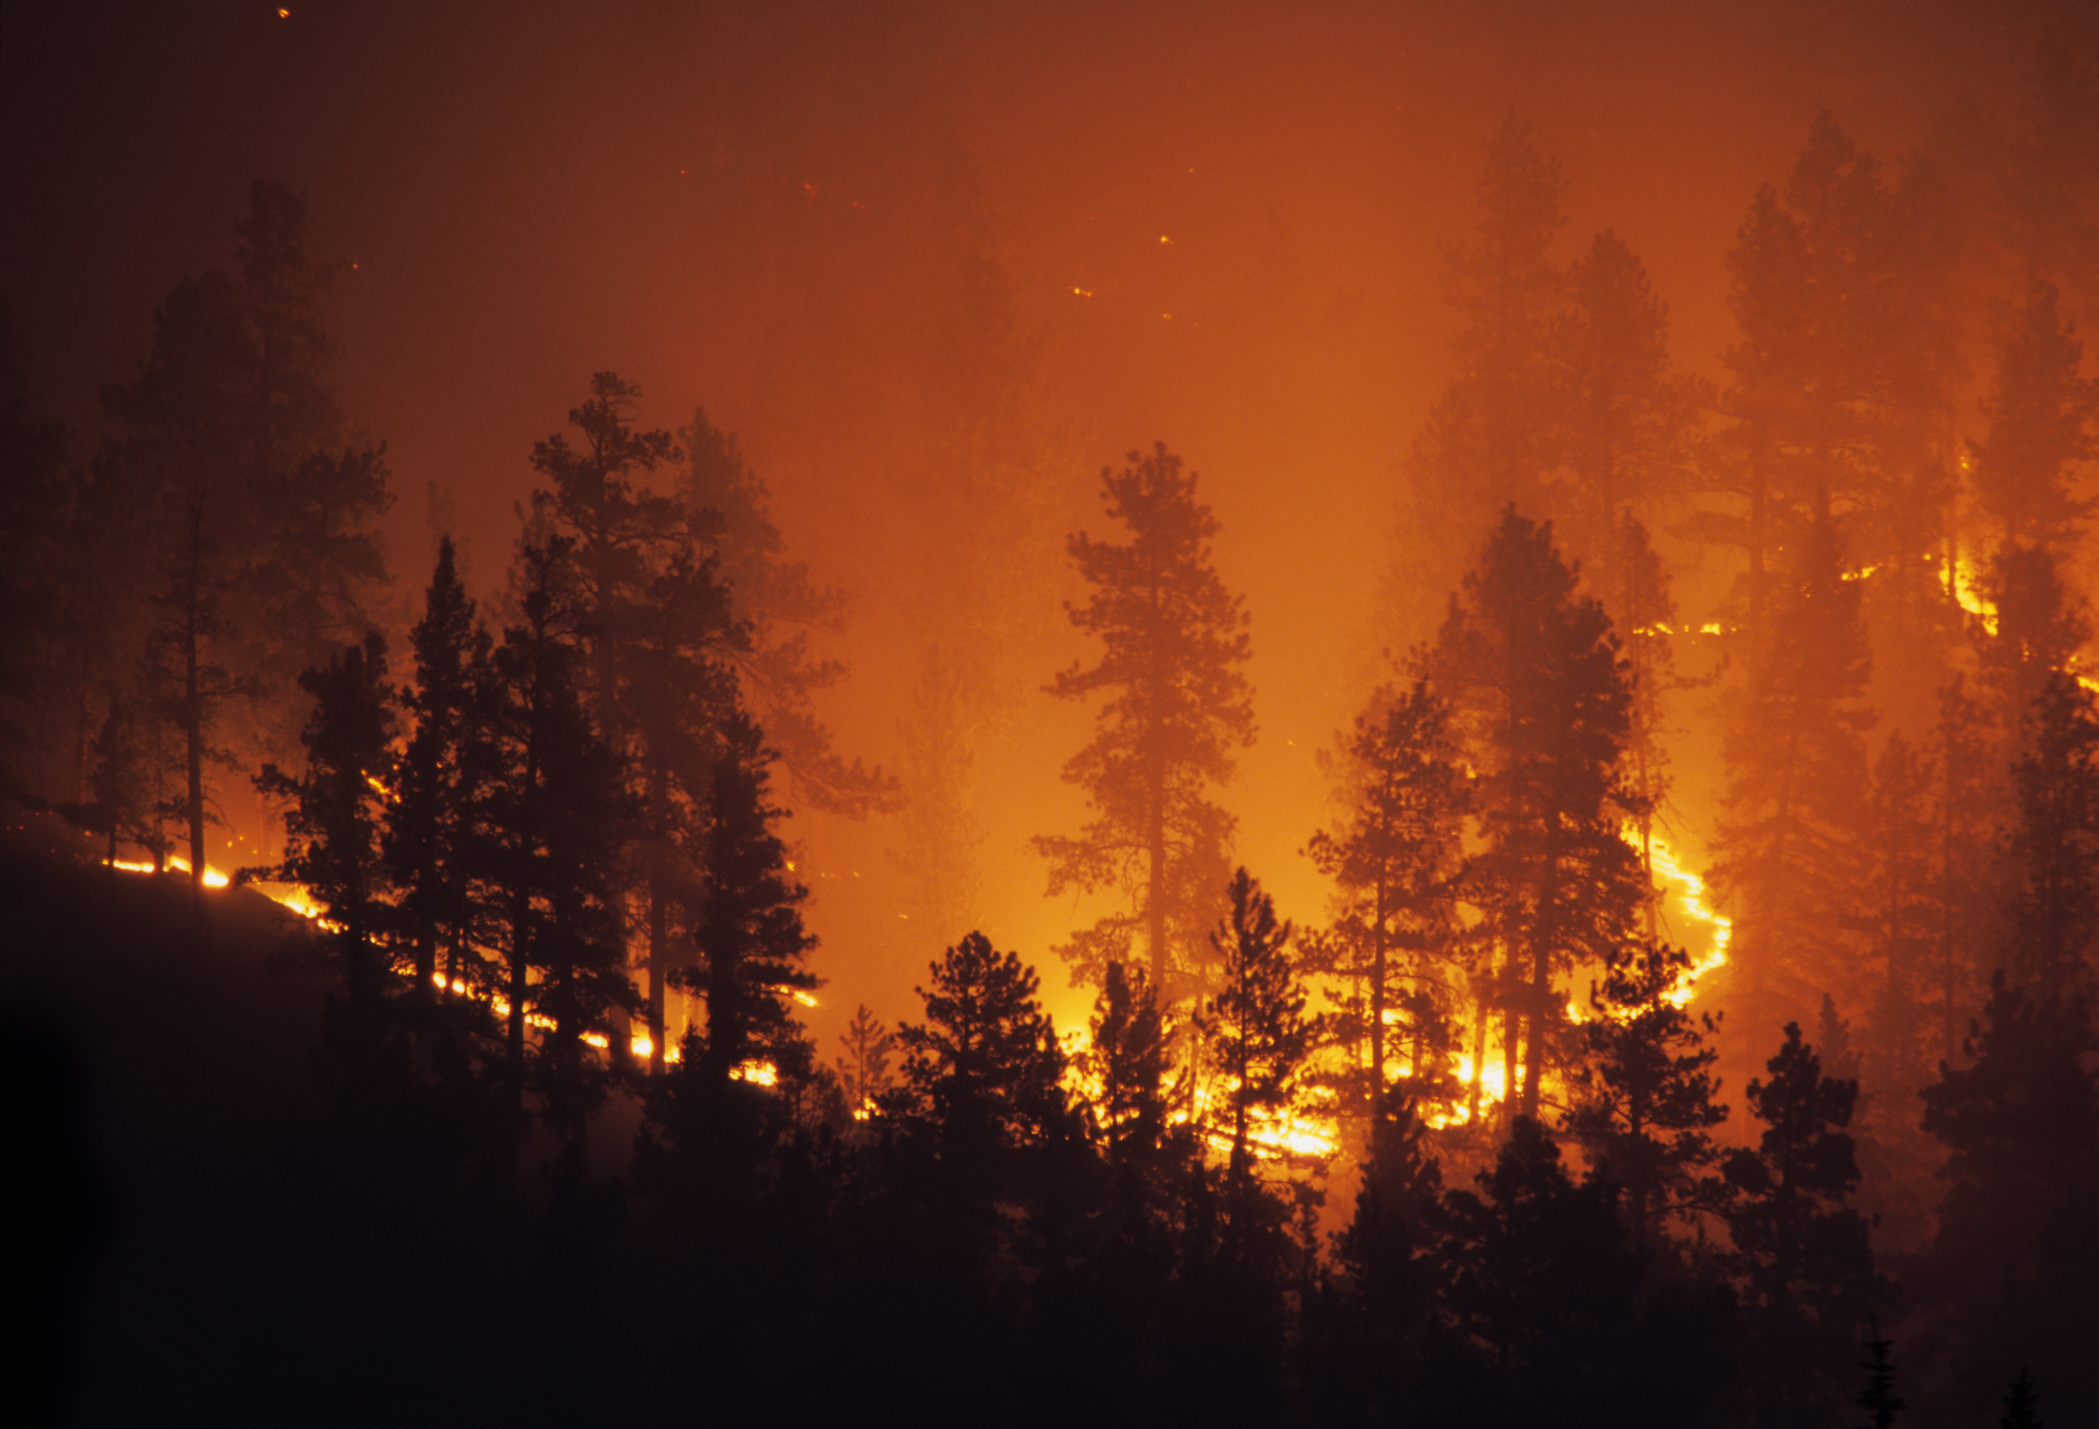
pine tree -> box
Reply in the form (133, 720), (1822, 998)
(1200, 868), (1313, 1187)
(527, 371), (684, 739)
(1429, 507), (1645, 1122)
(1566, 939), (1728, 1242)
(678, 711), (818, 1094)
(2001, 671), (2099, 993)
(1035, 441), (1255, 1000)
(1439, 1117), (1657, 1418)
(1399, 113), (1567, 612)
(2000, 1368), (2044, 1429)
(146, 495), (241, 893)
(1723, 1023), (1887, 1426)
(1920, 962), (2098, 1425)
(1714, 115), (1956, 645)
(483, 539), (634, 1146)
(835, 1004), (894, 1120)
(681, 407), (895, 817)
(385, 537), (491, 997)
(101, 182), (390, 781)
(1928, 675), (2001, 1060)
(1974, 544), (2091, 773)
(1306, 679), (1470, 1119)
(1086, 959), (1168, 1167)
(1545, 230), (1703, 574)
(1712, 499), (1875, 1041)
(624, 546), (744, 1073)
(886, 931), (1069, 1165)
(258, 632), (397, 1003)
(1972, 278), (2098, 552)
(1854, 1329), (1907, 1429)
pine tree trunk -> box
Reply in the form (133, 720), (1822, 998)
(185, 584), (206, 895)
(647, 842), (668, 1077)
(508, 887), (530, 1108)
(1371, 875), (1388, 1117)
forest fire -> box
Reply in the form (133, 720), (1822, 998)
(8, 5), (2097, 1424)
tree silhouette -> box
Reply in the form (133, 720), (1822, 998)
(1429, 507), (1644, 1121)
(1036, 441), (1254, 1000)
(258, 631), (396, 1003)
(1567, 939), (1728, 1242)
(1307, 679), (1470, 1120)
(1855, 1328), (1906, 1429)
(1724, 1022), (1887, 1425)
(1086, 959), (1169, 1168)
(385, 537), (492, 997)
(2001, 671), (2099, 993)
(483, 539), (634, 1146)
(1200, 868), (1312, 1191)
(835, 1004), (894, 1120)
(1715, 114), (1955, 644)
(101, 181), (390, 801)
(678, 711), (817, 1095)
(888, 931), (1068, 1160)
(2000, 1368), (2044, 1429)
(1920, 972), (2098, 1410)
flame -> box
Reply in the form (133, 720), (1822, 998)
(1641, 834), (1732, 1008)
(1945, 553), (1998, 636)
(1941, 552), (2099, 694)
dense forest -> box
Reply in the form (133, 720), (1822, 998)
(4, 11), (2099, 1428)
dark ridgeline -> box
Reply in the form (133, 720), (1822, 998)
(4, 36), (2099, 1426)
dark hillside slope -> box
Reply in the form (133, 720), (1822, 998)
(1, 814), (340, 1423)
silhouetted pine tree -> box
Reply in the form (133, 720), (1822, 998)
(1974, 544), (2090, 770)
(1035, 441), (1254, 1001)
(1313, 1096), (1449, 1425)
(257, 632), (396, 1004)
(1855, 1328), (1906, 1428)
(385, 537), (492, 998)
(1567, 939), (1728, 1242)
(1429, 507), (1645, 1122)
(482, 539), (634, 1150)
(1723, 1022), (1887, 1426)
(1307, 679), (1471, 1121)
(624, 545), (744, 1073)
(1087, 959), (1169, 1170)
(678, 711), (818, 1096)
(2000, 1368), (2044, 1429)
(1919, 972), (2098, 1422)
(835, 1004), (895, 1121)
(1201, 869), (1313, 1199)
(2001, 671), (2099, 993)
(99, 182), (390, 794)
(1441, 1117), (1680, 1424)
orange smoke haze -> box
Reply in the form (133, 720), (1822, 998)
(1, 0), (2076, 1048)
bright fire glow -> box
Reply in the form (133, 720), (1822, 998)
(1641, 834), (1732, 1008)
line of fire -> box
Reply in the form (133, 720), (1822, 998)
(3, 6), (2096, 1426)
